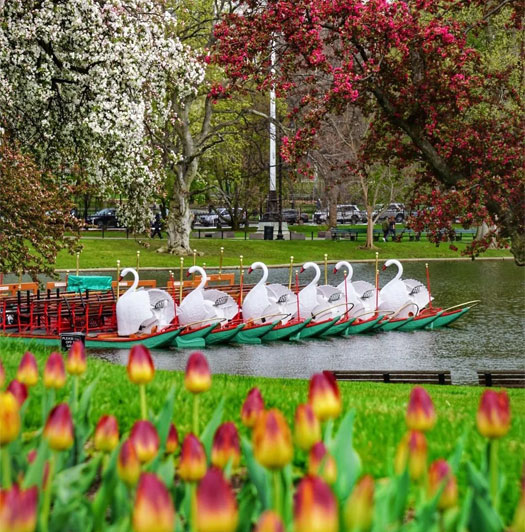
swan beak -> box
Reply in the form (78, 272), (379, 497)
(186, 271), (191, 278)
(332, 267), (337, 274)
(247, 267), (253, 274)
(118, 276), (123, 282)
(381, 265), (387, 271)
(300, 267), (305, 274)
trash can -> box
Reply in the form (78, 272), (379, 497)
(264, 225), (274, 240)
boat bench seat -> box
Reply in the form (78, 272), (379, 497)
(477, 370), (525, 388)
(328, 370), (452, 385)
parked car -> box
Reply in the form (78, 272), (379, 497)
(261, 209), (308, 224)
(336, 204), (367, 224)
(372, 203), (408, 223)
(313, 210), (328, 224)
(199, 207), (247, 227)
(86, 208), (120, 228)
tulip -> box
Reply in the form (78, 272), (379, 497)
(16, 352), (38, 387)
(406, 386), (436, 432)
(428, 459), (458, 510)
(132, 473), (175, 532)
(294, 403), (321, 451)
(117, 439), (141, 486)
(178, 433), (207, 482)
(253, 409), (293, 470)
(293, 475), (338, 532)
(254, 511), (285, 532)
(94, 415), (119, 453)
(127, 344), (155, 385)
(43, 352), (66, 389)
(184, 351), (211, 394)
(6, 380), (27, 407)
(394, 431), (427, 481)
(195, 467), (238, 532)
(344, 475), (374, 531)
(43, 403), (74, 451)
(65, 340), (86, 376)
(0, 358), (5, 389)
(211, 422), (241, 470)
(240, 387), (264, 428)
(0, 392), (20, 446)
(0, 484), (38, 532)
(308, 371), (341, 421)
(165, 423), (179, 455)
(476, 390), (511, 439)
(130, 420), (159, 463)
(308, 442), (337, 485)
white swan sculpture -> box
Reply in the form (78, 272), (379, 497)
(177, 266), (238, 328)
(379, 259), (432, 318)
(242, 262), (296, 324)
(116, 267), (175, 336)
(333, 261), (372, 317)
(295, 262), (346, 322)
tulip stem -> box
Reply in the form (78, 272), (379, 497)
(140, 384), (147, 420)
(273, 470), (282, 517)
(72, 376), (79, 413)
(488, 440), (499, 509)
(1, 446), (11, 488)
(40, 451), (57, 532)
(190, 483), (197, 532)
(193, 395), (200, 435)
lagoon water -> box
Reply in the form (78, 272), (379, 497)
(91, 259), (525, 385)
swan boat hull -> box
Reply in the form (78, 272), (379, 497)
(344, 315), (384, 335)
(231, 321), (279, 345)
(205, 323), (245, 346)
(425, 307), (470, 329)
(261, 318), (312, 342)
(290, 316), (341, 341)
(173, 322), (220, 349)
(319, 317), (356, 337)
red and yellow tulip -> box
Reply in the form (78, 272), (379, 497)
(184, 351), (211, 393)
(344, 475), (374, 531)
(308, 442), (337, 485)
(240, 387), (264, 428)
(211, 422), (241, 469)
(0, 391), (21, 446)
(165, 423), (179, 455)
(130, 420), (159, 463)
(65, 341), (86, 376)
(94, 415), (119, 453)
(476, 390), (511, 439)
(117, 439), (141, 487)
(253, 409), (293, 470)
(43, 352), (66, 390)
(293, 475), (338, 532)
(43, 403), (74, 451)
(178, 433), (207, 482)
(6, 380), (27, 407)
(16, 352), (38, 387)
(394, 430), (427, 481)
(294, 403), (321, 451)
(0, 484), (38, 532)
(132, 473), (175, 532)
(254, 511), (285, 532)
(308, 372), (341, 421)
(428, 459), (458, 510)
(127, 344), (155, 385)
(406, 386), (436, 432)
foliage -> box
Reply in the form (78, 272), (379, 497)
(0, 136), (78, 278)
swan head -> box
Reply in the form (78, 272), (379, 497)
(187, 265), (206, 277)
(382, 259), (401, 271)
(119, 267), (136, 281)
(300, 261), (317, 274)
(248, 261), (266, 275)
(333, 261), (351, 275)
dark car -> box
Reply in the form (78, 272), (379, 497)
(86, 208), (119, 228)
(262, 209), (308, 224)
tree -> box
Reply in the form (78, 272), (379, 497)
(0, 136), (78, 278)
(214, 0), (524, 264)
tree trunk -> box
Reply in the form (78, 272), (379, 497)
(327, 185), (338, 228)
(163, 179), (193, 255)
(365, 207), (375, 248)
(510, 230), (525, 266)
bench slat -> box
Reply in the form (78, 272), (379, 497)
(477, 370), (525, 388)
(330, 370), (451, 385)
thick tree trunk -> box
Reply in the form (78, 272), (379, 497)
(163, 179), (193, 255)
(365, 207), (375, 248)
(327, 185), (338, 228)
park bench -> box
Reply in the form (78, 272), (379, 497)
(331, 228), (359, 241)
(328, 370), (452, 385)
(454, 229), (476, 241)
(477, 370), (525, 388)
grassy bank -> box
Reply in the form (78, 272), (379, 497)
(1, 339), (523, 520)
(54, 235), (511, 270)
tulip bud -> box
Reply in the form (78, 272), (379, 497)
(344, 475), (374, 531)
(132, 473), (175, 532)
(43, 403), (74, 451)
(195, 467), (238, 532)
(308, 371), (341, 421)
(406, 386), (436, 432)
(127, 345), (155, 385)
(0, 358), (5, 389)
(184, 352), (211, 393)
(294, 475), (338, 532)
(0, 484), (38, 532)
(308, 442), (337, 485)
(394, 431), (427, 481)
(43, 352), (66, 389)
(130, 420), (159, 463)
(27, 449), (50, 489)
(294, 403), (321, 451)
(0, 391), (21, 445)
(211, 422), (241, 470)
(117, 439), (141, 486)
(254, 511), (285, 532)
(240, 387), (264, 428)
(165, 423), (179, 455)
(428, 459), (458, 510)
(94, 415), (119, 453)
(253, 409), (293, 470)
(65, 340), (86, 376)
(16, 352), (38, 387)
(476, 390), (511, 439)
(6, 380), (27, 406)
(178, 433), (207, 482)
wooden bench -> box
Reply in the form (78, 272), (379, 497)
(477, 370), (525, 388)
(329, 370), (452, 385)
(331, 229), (359, 241)
(454, 229), (476, 241)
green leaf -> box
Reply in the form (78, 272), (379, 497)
(241, 437), (271, 510)
(237, 483), (259, 532)
(92, 447), (120, 528)
(154, 386), (176, 451)
(54, 455), (101, 505)
(22, 439), (50, 489)
(201, 397), (225, 459)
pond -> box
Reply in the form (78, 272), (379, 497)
(91, 259), (525, 385)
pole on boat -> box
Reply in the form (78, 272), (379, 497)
(324, 254), (328, 285)
(65, 270), (69, 286)
(76, 251), (80, 276)
(203, 262), (206, 271)
(136, 251), (140, 273)
(179, 257), (184, 304)
(192, 249), (197, 280)
(239, 255), (244, 306)
(344, 270), (348, 313)
(288, 255), (294, 290)
(116, 260), (121, 300)
(375, 252), (379, 312)
(219, 247), (224, 278)
(295, 270), (300, 320)
(18, 270), (22, 289)
(425, 262), (433, 308)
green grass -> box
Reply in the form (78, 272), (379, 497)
(1, 340), (523, 520)
(56, 235), (511, 270)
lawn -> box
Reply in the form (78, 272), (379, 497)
(1, 339), (523, 521)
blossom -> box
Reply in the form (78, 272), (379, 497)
(16, 352), (38, 387)
(406, 387), (436, 432)
(43, 352), (66, 389)
(44, 404), (74, 451)
(118, 439), (141, 486)
(294, 403), (321, 451)
(132, 473), (175, 532)
(178, 433), (207, 482)
(254, 511), (285, 532)
(253, 409), (293, 470)
(165, 423), (179, 455)
(6, 381), (27, 406)
(428, 459), (458, 510)
(344, 475), (374, 531)
(308, 442), (337, 485)
(185, 352), (211, 393)
(66, 341), (86, 376)
(94, 415), (119, 453)
(211, 422), (241, 469)
(394, 431), (427, 481)
(240, 387), (264, 428)
(476, 390), (511, 439)
(0, 392), (21, 445)
(130, 420), (159, 463)
(293, 476), (338, 532)
(308, 372), (341, 421)
(0, 485), (38, 532)
(127, 345), (155, 385)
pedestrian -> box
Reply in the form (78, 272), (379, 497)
(388, 216), (396, 240)
(382, 219), (389, 242)
(151, 213), (162, 239)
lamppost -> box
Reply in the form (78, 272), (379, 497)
(276, 131), (284, 240)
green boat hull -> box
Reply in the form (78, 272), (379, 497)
(344, 315), (384, 335)
(319, 317), (356, 338)
(205, 324), (245, 346)
(397, 312), (443, 332)
(174, 323), (219, 349)
(232, 321), (278, 345)
(261, 318), (311, 342)
(379, 316), (414, 332)
(426, 308), (470, 329)
(290, 316), (341, 341)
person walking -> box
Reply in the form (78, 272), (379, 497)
(151, 213), (162, 239)
(388, 216), (396, 240)
(382, 219), (389, 242)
